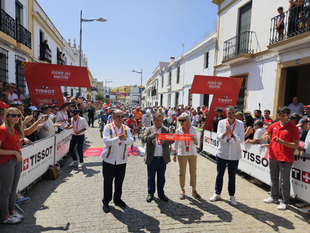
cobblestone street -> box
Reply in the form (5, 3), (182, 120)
(1, 122), (310, 233)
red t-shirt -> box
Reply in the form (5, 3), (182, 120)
(264, 118), (273, 123)
(267, 121), (299, 164)
(0, 126), (21, 164)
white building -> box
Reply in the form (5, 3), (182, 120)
(212, 0), (310, 118)
(0, 0), (32, 95)
(155, 32), (216, 108)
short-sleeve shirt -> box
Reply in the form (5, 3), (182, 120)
(0, 126), (21, 164)
(267, 121), (299, 164)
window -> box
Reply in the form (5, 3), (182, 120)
(235, 76), (247, 111)
(175, 92), (179, 106)
(204, 52), (209, 69)
(71, 88), (73, 96)
(0, 48), (8, 83)
(15, 1), (23, 25)
(238, 1), (252, 54)
(168, 71), (172, 85)
(176, 66), (180, 84)
(161, 75), (164, 88)
(188, 89), (192, 107)
(15, 55), (26, 96)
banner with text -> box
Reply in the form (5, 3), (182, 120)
(190, 76), (243, 131)
(55, 129), (73, 163)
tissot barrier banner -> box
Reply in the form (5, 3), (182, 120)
(22, 62), (91, 107)
(202, 130), (310, 203)
(190, 76), (243, 131)
(55, 129), (73, 163)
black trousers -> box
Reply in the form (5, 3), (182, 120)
(102, 161), (126, 205)
(69, 134), (85, 163)
(88, 115), (94, 127)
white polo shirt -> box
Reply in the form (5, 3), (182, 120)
(71, 116), (89, 136)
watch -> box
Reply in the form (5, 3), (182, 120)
(231, 134), (235, 138)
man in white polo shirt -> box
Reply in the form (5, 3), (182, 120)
(101, 109), (134, 213)
(66, 109), (89, 168)
(210, 105), (245, 206)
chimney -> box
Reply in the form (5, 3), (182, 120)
(170, 56), (175, 64)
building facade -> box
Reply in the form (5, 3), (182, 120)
(212, 0), (310, 118)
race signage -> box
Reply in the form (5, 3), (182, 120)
(55, 129), (72, 163)
(158, 133), (194, 141)
(190, 76), (243, 131)
(18, 136), (55, 192)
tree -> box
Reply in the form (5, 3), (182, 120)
(95, 92), (104, 100)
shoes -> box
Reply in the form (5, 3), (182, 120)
(102, 204), (110, 213)
(179, 190), (185, 200)
(264, 197), (279, 204)
(78, 163), (84, 168)
(192, 191), (201, 200)
(230, 196), (237, 206)
(114, 199), (126, 208)
(277, 201), (288, 210)
(2, 215), (22, 224)
(298, 206), (310, 214)
(210, 193), (221, 202)
(295, 202), (308, 208)
(16, 197), (30, 204)
(146, 194), (154, 203)
(11, 211), (24, 220)
(69, 161), (78, 167)
(159, 194), (169, 202)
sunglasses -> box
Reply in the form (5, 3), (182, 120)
(116, 115), (124, 118)
(9, 114), (22, 118)
(179, 119), (186, 122)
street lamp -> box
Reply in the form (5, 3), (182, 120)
(79, 10), (107, 96)
(105, 79), (113, 99)
(132, 69), (143, 103)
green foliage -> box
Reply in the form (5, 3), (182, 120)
(95, 92), (104, 100)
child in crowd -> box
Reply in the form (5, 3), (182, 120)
(275, 7), (285, 40)
(297, 11), (305, 30)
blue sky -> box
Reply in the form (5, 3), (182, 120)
(37, 0), (218, 88)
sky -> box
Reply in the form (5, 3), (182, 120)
(37, 0), (218, 89)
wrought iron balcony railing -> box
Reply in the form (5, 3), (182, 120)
(269, 4), (310, 45)
(0, 9), (16, 39)
(40, 45), (52, 63)
(16, 23), (31, 48)
(223, 31), (254, 61)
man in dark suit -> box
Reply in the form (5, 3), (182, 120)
(141, 113), (174, 203)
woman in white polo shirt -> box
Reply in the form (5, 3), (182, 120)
(173, 112), (200, 200)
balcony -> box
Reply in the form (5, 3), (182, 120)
(269, 4), (310, 49)
(40, 45), (52, 63)
(151, 88), (157, 97)
(16, 23), (31, 49)
(223, 31), (255, 62)
(0, 9), (16, 45)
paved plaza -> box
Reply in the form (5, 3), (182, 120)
(1, 122), (310, 233)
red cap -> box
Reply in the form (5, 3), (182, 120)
(304, 105), (310, 108)
(0, 101), (9, 109)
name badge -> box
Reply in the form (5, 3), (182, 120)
(157, 142), (161, 146)
(186, 147), (189, 152)
(119, 142), (122, 146)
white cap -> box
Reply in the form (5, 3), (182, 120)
(29, 106), (38, 111)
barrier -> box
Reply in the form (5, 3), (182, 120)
(17, 130), (72, 193)
(202, 130), (310, 204)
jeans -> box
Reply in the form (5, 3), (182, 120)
(147, 157), (166, 196)
(215, 155), (239, 196)
(269, 158), (292, 204)
(69, 134), (85, 163)
(0, 158), (22, 217)
(102, 161), (126, 205)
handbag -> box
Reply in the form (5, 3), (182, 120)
(48, 165), (59, 180)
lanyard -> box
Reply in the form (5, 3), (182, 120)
(60, 110), (67, 121)
(112, 123), (123, 137)
(226, 119), (236, 138)
(182, 127), (190, 146)
(155, 127), (161, 142)
(72, 117), (80, 131)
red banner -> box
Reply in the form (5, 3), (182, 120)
(158, 133), (194, 141)
(27, 84), (64, 107)
(190, 75), (243, 131)
(109, 92), (130, 96)
(22, 62), (91, 108)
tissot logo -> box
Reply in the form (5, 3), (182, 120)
(23, 158), (29, 171)
(292, 168), (310, 185)
(292, 168), (301, 180)
(302, 171), (310, 184)
(218, 98), (233, 103)
(205, 136), (219, 147)
(35, 87), (55, 94)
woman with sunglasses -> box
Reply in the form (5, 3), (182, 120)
(173, 113), (200, 200)
(0, 107), (34, 224)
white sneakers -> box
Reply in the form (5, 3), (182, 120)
(209, 194), (237, 205)
(298, 206), (310, 214)
(230, 196), (237, 206)
(2, 215), (23, 224)
(263, 197), (279, 204)
(11, 211), (24, 220)
(69, 161), (78, 167)
(277, 201), (288, 210)
(210, 194), (221, 202)
(78, 163), (84, 168)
